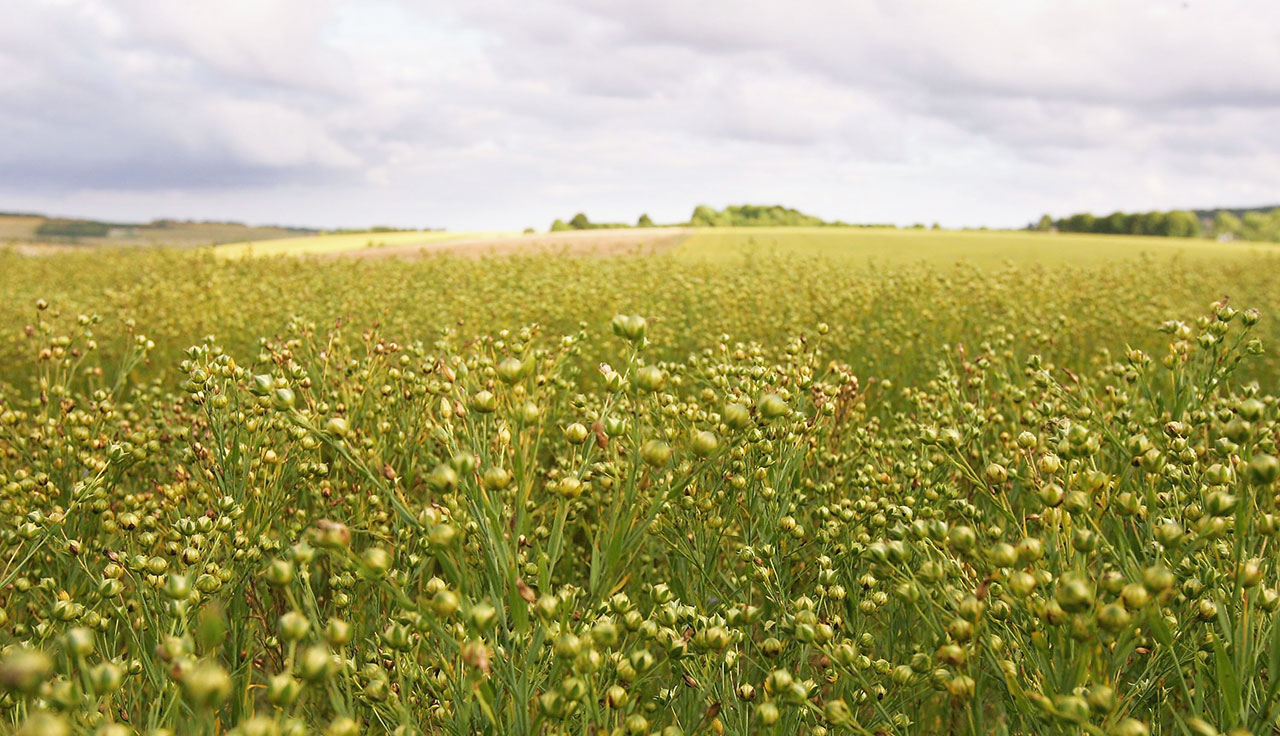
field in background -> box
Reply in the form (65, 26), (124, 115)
(676, 226), (1280, 266)
(10, 212), (1278, 265)
(211, 230), (516, 258)
(0, 215), (45, 241)
(331, 227), (694, 259)
(306, 225), (1278, 264)
(0, 213), (312, 247)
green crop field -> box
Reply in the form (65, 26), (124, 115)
(2, 231), (1280, 735)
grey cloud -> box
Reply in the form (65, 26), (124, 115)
(1, 0), (1279, 228)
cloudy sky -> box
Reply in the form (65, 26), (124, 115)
(2, 0), (1278, 230)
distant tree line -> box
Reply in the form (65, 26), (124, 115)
(1034, 210), (1203, 238)
(1207, 209), (1280, 242)
(329, 226), (436, 234)
(549, 213), (638, 231)
(549, 204), (883, 232)
(1032, 206), (1280, 242)
(35, 219), (112, 238)
(688, 204), (847, 227)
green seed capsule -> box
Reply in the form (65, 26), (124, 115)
(279, 611), (311, 642)
(563, 423), (590, 444)
(1205, 490), (1238, 516)
(481, 466), (512, 491)
(603, 415), (629, 436)
(1121, 583), (1150, 610)
(18, 712), (71, 736)
(325, 716), (360, 736)
(182, 661), (231, 708)
(250, 374), (274, 396)
(989, 543), (1018, 568)
(691, 430), (718, 458)
(88, 662), (123, 695)
(640, 439), (671, 467)
(1096, 603), (1130, 632)
(551, 476), (581, 499)
(428, 464), (460, 492)
(324, 416), (349, 437)
(1017, 537), (1044, 562)
(610, 314), (647, 341)
(266, 559), (294, 586)
(273, 387), (296, 409)
(757, 702), (780, 725)
(1185, 718), (1219, 736)
(1259, 588), (1280, 612)
(625, 714), (648, 734)
(469, 602), (498, 633)
(432, 590), (460, 618)
(724, 403), (752, 430)
(766, 668), (794, 694)
(636, 365), (666, 392)
(268, 673), (302, 706)
(758, 394), (789, 420)
(0, 648), (53, 694)
(606, 684), (629, 707)
(497, 357), (525, 384)
(984, 463), (1008, 484)
(1110, 718), (1150, 736)
(64, 627), (95, 657)
(1055, 576), (1095, 614)
(948, 525), (977, 551)
(1087, 684), (1116, 713)
(298, 646), (336, 682)
(1247, 454), (1280, 485)
(471, 390), (497, 413)
(362, 547), (392, 576)
(1054, 694), (1089, 723)
(325, 619), (353, 647)
(824, 698), (854, 726)
(162, 574), (192, 601)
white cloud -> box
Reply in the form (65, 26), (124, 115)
(1, 0), (1278, 229)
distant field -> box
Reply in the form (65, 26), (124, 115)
(212, 230), (517, 258)
(111, 221), (314, 246)
(676, 227), (1280, 266)
(0, 213), (312, 247)
(0, 215), (44, 240)
(327, 226), (1280, 264)
(12, 219), (1280, 267)
(333, 227), (694, 259)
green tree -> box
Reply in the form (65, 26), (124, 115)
(1163, 210), (1202, 238)
(1214, 211), (1243, 238)
(689, 205), (720, 227)
(637, 213), (655, 228)
(1241, 210), (1280, 242)
(1101, 211), (1130, 235)
(1062, 213), (1097, 233)
(1035, 214), (1052, 231)
(569, 213), (591, 230)
(550, 219), (571, 232)
(1129, 212), (1166, 236)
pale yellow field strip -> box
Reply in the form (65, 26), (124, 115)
(212, 230), (520, 258)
